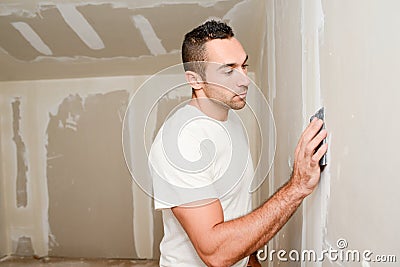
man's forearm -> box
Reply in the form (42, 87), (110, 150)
(209, 180), (305, 266)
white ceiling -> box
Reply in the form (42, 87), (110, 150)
(0, 0), (265, 81)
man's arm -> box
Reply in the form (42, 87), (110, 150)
(172, 118), (328, 267)
(247, 252), (261, 267)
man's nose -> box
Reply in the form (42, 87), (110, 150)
(236, 71), (250, 88)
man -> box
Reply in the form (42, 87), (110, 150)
(149, 20), (328, 267)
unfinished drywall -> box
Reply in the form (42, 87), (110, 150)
(46, 91), (139, 258)
(260, 2), (305, 266)
(318, 0), (400, 265)
(0, 109), (6, 258)
(262, 0), (400, 266)
(0, 76), (165, 258)
(0, 1), (240, 60)
(0, 87), (48, 257)
(0, 0), (267, 81)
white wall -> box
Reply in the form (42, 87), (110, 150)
(263, 0), (400, 266)
(310, 0), (400, 265)
(261, 2), (305, 266)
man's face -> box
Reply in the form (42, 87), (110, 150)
(202, 37), (250, 110)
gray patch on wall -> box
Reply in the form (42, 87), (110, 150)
(46, 91), (140, 258)
(12, 98), (28, 208)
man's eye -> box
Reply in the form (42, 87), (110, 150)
(242, 64), (249, 70)
(225, 69), (234, 75)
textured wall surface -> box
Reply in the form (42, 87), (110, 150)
(2, 0), (399, 265)
(262, 0), (400, 266)
(0, 76), (160, 258)
(317, 0), (400, 265)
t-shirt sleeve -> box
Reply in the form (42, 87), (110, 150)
(149, 127), (218, 210)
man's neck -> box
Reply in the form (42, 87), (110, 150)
(189, 98), (229, 122)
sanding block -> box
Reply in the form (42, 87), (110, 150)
(310, 107), (327, 166)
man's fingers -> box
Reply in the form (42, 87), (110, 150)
(306, 129), (328, 155)
(312, 143), (328, 163)
(301, 118), (319, 139)
(306, 119), (324, 141)
(297, 118), (324, 155)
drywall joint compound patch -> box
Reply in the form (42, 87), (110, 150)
(12, 98), (28, 208)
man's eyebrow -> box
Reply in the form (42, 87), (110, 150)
(243, 55), (249, 65)
(218, 55), (249, 69)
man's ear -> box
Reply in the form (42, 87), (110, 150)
(185, 71), (204, 90)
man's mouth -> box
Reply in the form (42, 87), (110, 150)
(237, 92), (247, 99)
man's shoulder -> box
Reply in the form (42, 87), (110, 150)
(164, 104), (205, 129)
(149, 105), (205, 159)
(159, 104), (212, 141)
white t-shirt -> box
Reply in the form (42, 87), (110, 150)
(149, 104), (254, 267)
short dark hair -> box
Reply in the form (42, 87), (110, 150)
(182, 20), (234, 79)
